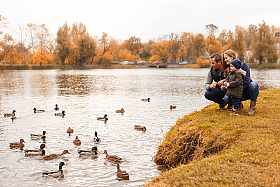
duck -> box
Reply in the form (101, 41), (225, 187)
(42, 150), (70, 160)
(170, 105), (177, 109)
(116, 108), (125, 113)
(42, 162), (66, 177)
(103, 150), (122, 162)
(10, 139), (25, 148)
(67, 127), (74, 134)
(78, 146), (99, 155)
(54, 104), (59, 110)
(54, 110), (65, 116)
(97, 114), (108, 121)
(94, 131), (100, 142)
(4, 110), (16, 117)
(73, 136), (81, 145)
(24, 143), (47, 156)
(33, 108), (45, 113)
(116, 163), (129, 180)
(141, 98), (150, 102)
(11, 114), (17, 121)
(134, 125), (147, 132)
(30, 131), (47, 139)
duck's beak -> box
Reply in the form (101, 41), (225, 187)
(45, 146), (48, 148)
(45, 132), (47, 134)
(64, 163), (67, 166)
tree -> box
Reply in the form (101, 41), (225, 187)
(167, 33), (181, 63)
(205, 24), (218, 36)
(71, 22), (96, 66)
(56, 23), (72, 65)
(205, 34), (222, 56)
(26, 23), (37, 54)
(124, 36), (142, 61)
(251, 21), (279, 63)
(192, 33), (206, 58)
(233, 26), (246, 61)
(179, 32), (195, 62)
(151, 40), (169, 63)
(244, 24), (258, 48)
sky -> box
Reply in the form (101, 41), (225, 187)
(1, 0), (280, 43)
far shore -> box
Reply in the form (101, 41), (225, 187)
(0, 63), (280, 70)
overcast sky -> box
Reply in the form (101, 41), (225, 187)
(1, 0), (280, 43)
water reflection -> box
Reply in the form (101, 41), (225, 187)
(0, 68), (279, 187)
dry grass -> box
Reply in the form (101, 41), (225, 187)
(146, 89), (280, 187)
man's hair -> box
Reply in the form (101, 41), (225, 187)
(210, 53), (222, 63)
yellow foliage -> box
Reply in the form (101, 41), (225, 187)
(196, 56), (210, 68)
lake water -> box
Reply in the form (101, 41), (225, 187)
(0, 68), (279, 187)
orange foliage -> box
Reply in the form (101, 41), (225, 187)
(196, 56), (210, 68)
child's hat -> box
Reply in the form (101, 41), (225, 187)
(230, 59), (241, 69)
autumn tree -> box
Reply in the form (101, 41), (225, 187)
(233, 26), (246, 61)
(95, 32), (116, 65)
(140, 40), (153, 63)
(71, 22), (96, 66)
(179, 32), (195, 62)
(192, 33), (206, 58)
(244, 24), (258, 49)
(26, 23), (37, 54)
(151, 40), (169, 63)
(167, 33), (181, 63)
(124, 36), (142, 61)
(55, 23), (72, 65)
(206, 34), (222, 56)
(205, 24), (218, 36)
(251, 21), (279, 63)
(0, 34), (14, 63)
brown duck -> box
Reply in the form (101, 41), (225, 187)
(10, 139), (25, 148)
(116, 163), (129, 180)
(73, 136), (81, 145)
(42, 150), (70, 160)
(104, 150), (122, 162)
(134, 125), (146, 132)
(67, 127), (74, 134)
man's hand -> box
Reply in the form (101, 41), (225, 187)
(210, 82), (217, 89)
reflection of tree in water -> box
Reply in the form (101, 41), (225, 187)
(56, 74), (91, 96)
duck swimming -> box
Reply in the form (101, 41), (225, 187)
(10, 139), (25, 148)
(103, 150), (122, 162)
(67, 127), (74, 134)
(42, 150), (70, 160)
(141, 98), (150, 102)
(30, 131), (47, 139)
(134, 125), (147, 132)
(73, 136), (81, 145)
(116, 108), (125, 113)
(4, 110), (16, 117)
(94, 131), (100, 142)
(42, 162), (66, 177)
(78, 146), (99, 155)
(24, 143), (47, 156)
(54, 104), (59, 110)
(33, 108), (45, 113)
(170, 105), (176, 109)
(116, 163), (129, 180)
(97, 114), (108, 121)
(54, 110), (65, 116)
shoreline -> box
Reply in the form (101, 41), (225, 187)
(0, 63), (279, 70)
(145, 89), (280, 186)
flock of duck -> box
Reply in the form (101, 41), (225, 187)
(7, 99), (177, 180)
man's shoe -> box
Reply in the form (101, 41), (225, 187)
(219, 102), (227, 109)
(229, 109), (239, 115)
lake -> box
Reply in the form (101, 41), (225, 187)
(0, 68), (279, 187)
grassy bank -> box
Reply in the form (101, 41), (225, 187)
(145, 89), (280, 186)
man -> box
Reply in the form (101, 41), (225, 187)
(204, 53), (227, 109)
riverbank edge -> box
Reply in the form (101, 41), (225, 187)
(0, 63), (279, 70)
(145, 89), (280, 186)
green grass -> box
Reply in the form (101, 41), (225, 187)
(145, 89), (280, 187)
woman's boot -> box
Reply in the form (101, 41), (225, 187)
(247, 101), (256, 115)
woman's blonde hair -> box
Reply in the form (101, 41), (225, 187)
(222, 49), (237, 76)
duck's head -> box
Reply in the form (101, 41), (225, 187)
(33, 108), (36, 111)
(40, 144), (47, 150)
(55, 104), (58, 107)
(75, 136), (79, 139)
(20, 139), (26, 143)
(104, 114), (107, 117)
(92, 146), (98, 151)
(62, 111), (66, 114)
(59, 162), (66, 170)
(13, 110), (16, 113)
(148, 98), (150, 102)
(43, 131), (47, 135)
(62, 150), (70, 154)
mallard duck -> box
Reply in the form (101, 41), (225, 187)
(54, 110), (65, 116)
(97, 114), (108, 121)
(67, 127), (74, 134)
(33, 108), (45, 113)
(11, 114), (17, 121)
(94, 131), (100, 142)
(103, 150), (122, 162)
(10, 139), (25, 148)
(141, 98), (150, 102)
(134, 125), (147, 132)
(54, 104), (59, 110)
(116, 163), (129, 180)
(170, 105), (176, 109)
(116, 108), (125, 113)
(24, 143), (47, 156)
(4, 110), (16, 117)
(30, 131), (47, 139)
(42, 162), (66, 177)
(42, 150), (70, 160)
(73, 136), (81, 145)
(78, 146), (99, 155)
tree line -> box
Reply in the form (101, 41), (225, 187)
(0, 16), (279, 66)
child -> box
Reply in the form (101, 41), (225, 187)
(221, 59), (246, 115)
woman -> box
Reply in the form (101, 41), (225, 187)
(218, 49), (259, 115)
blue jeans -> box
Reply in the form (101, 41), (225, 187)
(224, 81), (259, 104)
(205, 88), (227, 104)
(232, 97), (241, 110)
